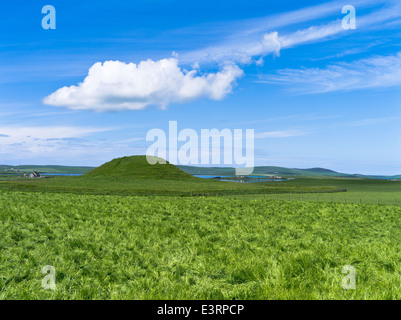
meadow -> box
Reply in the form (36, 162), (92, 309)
(235, 177), (401, 205)
(1, 191), (401, 299)
(1, 156), (401, 300)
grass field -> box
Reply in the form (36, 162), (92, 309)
(1, 156), (401, 300)
(1, 173), (399, 205)
(1, 192), (401, 299)
(0, 176), (342, 196)
(235, 178), (401, 205)
(1, 157), (399, 204)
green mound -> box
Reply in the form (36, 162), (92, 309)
(84, 155), (195, 180)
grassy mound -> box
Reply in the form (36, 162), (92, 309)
(84, 155), (195, 180)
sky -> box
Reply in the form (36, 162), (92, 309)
(0, 0), (400, 175)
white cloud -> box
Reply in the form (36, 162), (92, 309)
(0, 126), (107, 141)
(258, 52), (401, 93)
(41, 0), (401, 112)
(280, 21), (343, 48)
(0, 126), (145, 165)
(44, 58), (243, 112)
(262, 32), (282, 56)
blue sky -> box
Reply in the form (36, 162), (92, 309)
(0, 0), (400, 175)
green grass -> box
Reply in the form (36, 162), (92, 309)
(247, 191), (401, 206)
(279, 177), (401, 192)
(1, 156), (397, 204)
(218, 177), (401, 205)
(1, 192), (401, 299)
(0, 175), (342, 196)
(1, 156), (399, 299)
(258, 177), (401, 205)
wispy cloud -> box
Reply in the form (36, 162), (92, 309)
(341, 117), (397, 127)
(258, 52), (401, 93)
(255, 129), (307, 139)
(0, 126), (109, 141)
(0, 126), (146, 165)
(0, 126), (109, 159)
(180, 0), (401, 65)
(42, 0), (401, 111)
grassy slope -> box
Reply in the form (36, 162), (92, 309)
(85, 155), (194, 180)
(1, 192), (401, 299)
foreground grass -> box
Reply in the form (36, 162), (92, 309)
(1, 191), (401, 299)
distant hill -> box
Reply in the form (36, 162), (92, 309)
(177, 165), (401, 180)
(1, 157), (399, 180)
(297, 168), (338, 174)
(176, 165), (346, 177)
(0, 164), (94, 175)
(84, 155), (195, 180)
